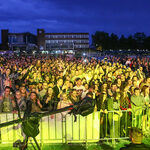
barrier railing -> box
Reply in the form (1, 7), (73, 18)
(0, 108), (149, 145)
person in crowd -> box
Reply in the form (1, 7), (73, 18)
(20, 85), (29, 102)
(0, 86), (14, 113)
(98, 92), (108, 138)
(57, 92), (72, 117)
(141, 85), (150, 131)
(12, 90), (27, 131)
(131, 88), (145, 129)
(24, 92), (42, 116)
(14, 90), (26, 112)
(81, 83), (89, 99)
(73, 78), (85, 97)
(42, 87), (54, 111)
(120, 89), (132, 137)
(53, 78), (64, 110)
(107, 83), (122, 138)
(14, 80), (20, 93)
(62, 80), (71, 94)
(38, 82), (48, 100)
(69, 89), (80, 104)
(116, 78), (122, 89)
(0, 68), (12, 95)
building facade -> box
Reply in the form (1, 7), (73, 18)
(1, 29), (89, 52)
(37, 29), (89, 51)
(1, 29), (37, 51)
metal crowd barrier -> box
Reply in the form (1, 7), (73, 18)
(0, 108), (149, 145)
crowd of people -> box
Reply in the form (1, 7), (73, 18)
(0, 54), (150, 138)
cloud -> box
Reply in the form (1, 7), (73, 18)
(0, 0), (150, 41)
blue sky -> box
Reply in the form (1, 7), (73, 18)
(0, 0), (150, 42)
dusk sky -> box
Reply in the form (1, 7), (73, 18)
(0, 0), (150, 42)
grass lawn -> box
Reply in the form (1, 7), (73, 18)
(0, 138), (150, 150)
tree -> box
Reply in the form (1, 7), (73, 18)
(92, 31), (150, 50)
(127, 35), (136, 50)
(92, 31), (110, 50)
(144, 36), (150, 50)
(133, 32), (146, 49)
(118, 35), (127, 50)
(109, 33), (119, 49)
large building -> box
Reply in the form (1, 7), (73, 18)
(1, 29), (37, 51)
(37, 29), (89, 51)
(1, 29), (89, 52)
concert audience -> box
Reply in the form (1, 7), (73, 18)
(0, 54), (150, 137)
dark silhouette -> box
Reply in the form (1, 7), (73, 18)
(92, 31), (150, 50)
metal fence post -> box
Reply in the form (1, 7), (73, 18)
(112, 112), (116, 147)
(55, 114), (57, 139)
(99, 111), (101, 141)
(79, 115), (80, 141)
(72, 114), (74, 141)
(106, 112), (108, 138)
(85, 116), (87, 147)
(62, 114), (66, 143)
(148, 107), (150, 131)
(65, 115), (67, 144)
(40, 116), (43, 148)
(125, 111), (127, 137)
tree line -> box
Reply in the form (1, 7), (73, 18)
(92, 31), (150, 50)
